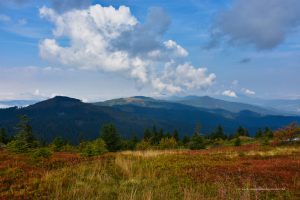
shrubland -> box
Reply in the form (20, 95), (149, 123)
(0, 116), (299, 199)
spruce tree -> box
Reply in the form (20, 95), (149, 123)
(255, 128), (263, 138)
(0, 128), (9, 144)
(236, 126), (248, 137)
(264, 127), (273, 138)
(189, 133), (205, 149)
(212, 125), (226, 140)
(100, 124), (122, 152)
(7, 115), (37, 153)
(143, 128), (153, 141)
(173, 129), (180, 142)
(182, 135), (190, 145)
(52, 136), (65, 151)
(189, 123), (205, 150)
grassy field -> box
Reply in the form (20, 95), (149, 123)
(0, 144), (299, 200)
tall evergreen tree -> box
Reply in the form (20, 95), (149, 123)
(165, 132), (172, 138)
(0, 128), (9, 144)
(52, 136), (65, 151)
(158, 128), (164, 141)
(173, 129), (180, 142)
(143, 128), (153, 141)
(126, 133), (139, 150)
(264, 127), (273, 138)
(235, 126), (249, 137)
(131, 134), (139, 144)
(182, 135), (190, 145)
(212, 125), (226, 140)
(7, 115), (37, 152)
(189, 133), (205, 150)
(100, 124), (122, 152)
(152, 126), (158, 136)
(255, 128), (263, 138)
(189, 123), (205, 149)
(15, 115), (35, 145)
(152, 128), (163, 145)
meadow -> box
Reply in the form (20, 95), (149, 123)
(1, 144), (299, 200)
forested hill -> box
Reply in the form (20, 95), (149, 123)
(0, 96), (299, 143)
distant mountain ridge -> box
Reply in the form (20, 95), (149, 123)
(227, 95), (300, 116)
(1, 96), (300, 143)
(96, 95), (280, 116)
(169, 95), (281, 115)
(2, 95), (299, 116)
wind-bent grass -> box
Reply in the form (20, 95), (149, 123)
(34, 146), (300, 200)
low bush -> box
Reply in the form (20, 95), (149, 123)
(234, 137), (241, 146)
(159, 137), (178, 149)
(135, 140), (152, 150)
(80, 139), (108, 157)
(272, 123), (300, 146)
(32, 147), (53, 159)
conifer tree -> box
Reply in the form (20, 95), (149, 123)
(143, 128), (153, 141)
(255, 128), (263, 138)
(0, 128), (9, 144)
(236, 126), (248, 137)
(7, 115), (37, 153)
(173, 129), (180, 142)
(100, 124), (122, 152)
(189, 123), (205, 149)
(264, 127), (273, 138)
(212, 125), (226, 140)
(182, 135), (190, 145)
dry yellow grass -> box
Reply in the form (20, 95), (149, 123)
(1, 145), (299, 199)
(33, 145), (300, 200)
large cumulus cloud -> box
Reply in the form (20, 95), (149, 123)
(208, 0), (300, 50)
(39, 4), (215, 94)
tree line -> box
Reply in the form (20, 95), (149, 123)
(0, 115), (287, 159)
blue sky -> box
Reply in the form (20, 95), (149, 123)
(0, 0), (300, 101)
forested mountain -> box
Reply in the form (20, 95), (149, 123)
(168, 96), (281, 115)
(0, 96), (299, 143)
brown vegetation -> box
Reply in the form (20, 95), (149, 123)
(0, 144), (299, 200)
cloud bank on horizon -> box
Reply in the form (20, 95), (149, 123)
(39, 4), (216, 94)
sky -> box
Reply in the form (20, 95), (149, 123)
(0, 0), (300, 101)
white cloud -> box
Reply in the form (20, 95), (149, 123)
(152, 62), (216, 94)
(39, 4), (216, 94)
(0, 104), (11, 109)
(209, 0), (300, 50)
(222, 90), (237, 98)
(34, 89), (40, 96)
(164, 40), (188, 57)
(242, 88), (256, 95)
(0, 90), (48, 101)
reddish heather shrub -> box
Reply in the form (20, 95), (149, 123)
(271, 123), (300, 146)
